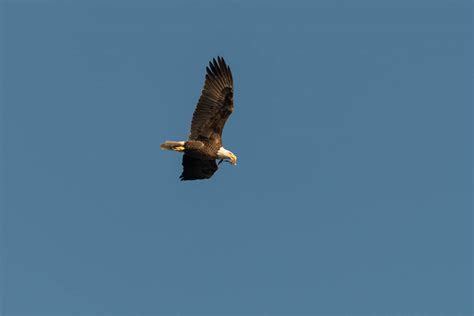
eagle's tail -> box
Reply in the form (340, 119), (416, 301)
(160, 141), (186, 151)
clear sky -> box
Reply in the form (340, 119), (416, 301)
(1, 0), (472, 314)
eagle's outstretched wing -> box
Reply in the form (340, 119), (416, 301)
(180, 154), (218, 181)
(189, 57), (233, 146)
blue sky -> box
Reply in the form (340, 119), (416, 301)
(1, 0), (472, 314)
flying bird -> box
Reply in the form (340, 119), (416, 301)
(161, 57), (237, 181)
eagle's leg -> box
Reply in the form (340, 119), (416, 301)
(160, 141), (186, 151)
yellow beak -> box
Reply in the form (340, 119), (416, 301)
(230, 153), (237, 165)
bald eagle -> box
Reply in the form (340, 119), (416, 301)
(161, 57), (237, 181)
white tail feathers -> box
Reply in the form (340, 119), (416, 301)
(160, 141), (185, 151)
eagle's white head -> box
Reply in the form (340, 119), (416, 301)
(217, 147), (237, 165)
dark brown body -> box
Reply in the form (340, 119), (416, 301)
(179, 139), (222, 180)
(184, 140), (220, 160)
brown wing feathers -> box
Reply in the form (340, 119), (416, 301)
(189, 57), (234, 144)
(180, 154), (218, 181)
